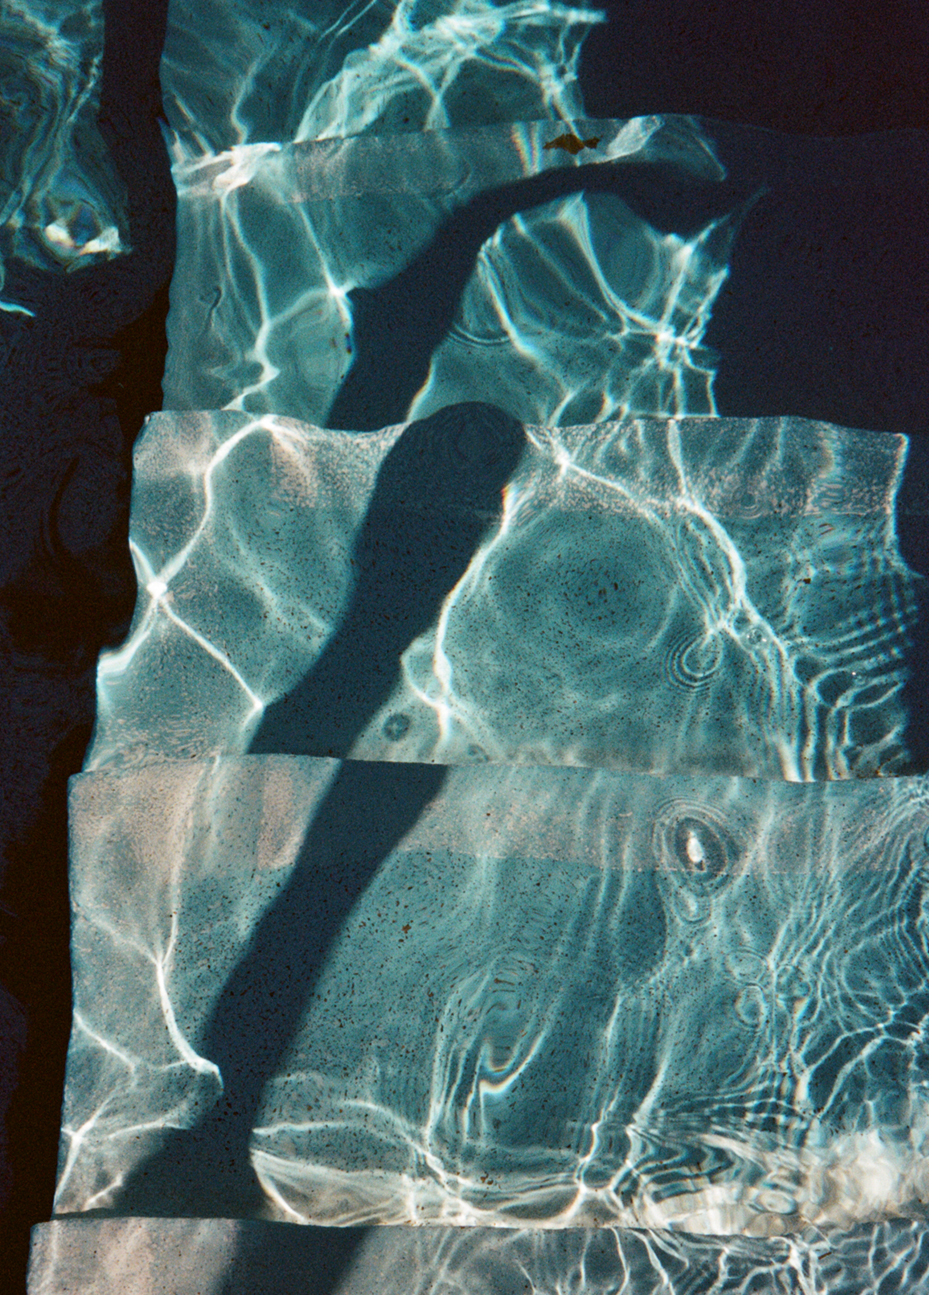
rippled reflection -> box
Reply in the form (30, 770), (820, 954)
(56, 758), (928, 1234)
(11, 1), (926, 1289)
(0, 0), (128, 300)
(27, 1215), (932, 1294)
(163, 116), (740, 427)
(161, 0), (604, 156)
(87, 409), (920, 780)
(154, 1), (753, 428)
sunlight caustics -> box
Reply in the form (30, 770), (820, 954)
(159, 0), (606, 156)
(86, 408), (919, 781)
(25, 1215), (930, 1294)
(163, 116), (739, 428)
(56, 757), (928, 1232)
(15, 0), (926, 1288)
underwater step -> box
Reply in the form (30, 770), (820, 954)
(27, 1216), (930, 1295)
(86, 406), (922, 780)
(55, 757), (927, 1231)
(159, 116), (924, 439)
(162, 116), (740, 428)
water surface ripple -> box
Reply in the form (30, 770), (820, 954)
(87, 408), (921, 780)
(58, 758), (928, 1235)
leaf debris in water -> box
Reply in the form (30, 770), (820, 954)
(543, 133), (601, 156)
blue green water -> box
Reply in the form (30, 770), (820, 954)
(1, 2), (926, 1291)
(88, 408), (920, 782)
(0, 0), (127, 296)
(59, 759), (927, 1238)
(162, 116), (740, 428)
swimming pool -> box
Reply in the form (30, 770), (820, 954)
(6, 2), (926, 1291)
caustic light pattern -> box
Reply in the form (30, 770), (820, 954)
(159, 0), (606, 154)
(57, 758), (928, 1231)
(10, 0), (925, 1289)
(28, 1216), (930, 1295)
(163, 117), (739, 429)
(86, 406), (919, 781)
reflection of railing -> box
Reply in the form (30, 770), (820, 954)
(58, 757), (929, 1236)
(104, 401), (526, 1222)
(251, 403), (525, 755)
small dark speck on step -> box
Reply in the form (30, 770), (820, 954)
(543, 133), (601, 156)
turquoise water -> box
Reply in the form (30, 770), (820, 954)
(88, 408), (919, 781)
(159, 0), (605, 152)
(59, 759), (927, 1236)
(163, 117), (740, 428)
(3, 1), (925, 1290)
(0, 0), (127, 301)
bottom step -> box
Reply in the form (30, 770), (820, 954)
(58, 760), (927, 1231)
(28, 1216), (929, 1294)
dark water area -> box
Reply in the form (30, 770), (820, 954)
(0, 1), (175, 1285)
(0, 1), (926, 1290)
(581, 0), (926, 136)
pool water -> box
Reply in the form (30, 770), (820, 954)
(3, 2), (926, 1292)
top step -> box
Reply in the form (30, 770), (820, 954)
(163, 116), (739, 427)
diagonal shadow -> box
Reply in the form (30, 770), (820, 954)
(327, 154), (756, 431)
(251, 402), (525, 758)
(113, 405), (524, 1282)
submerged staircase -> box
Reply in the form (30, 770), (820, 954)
(28, 5), (926, 1292)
